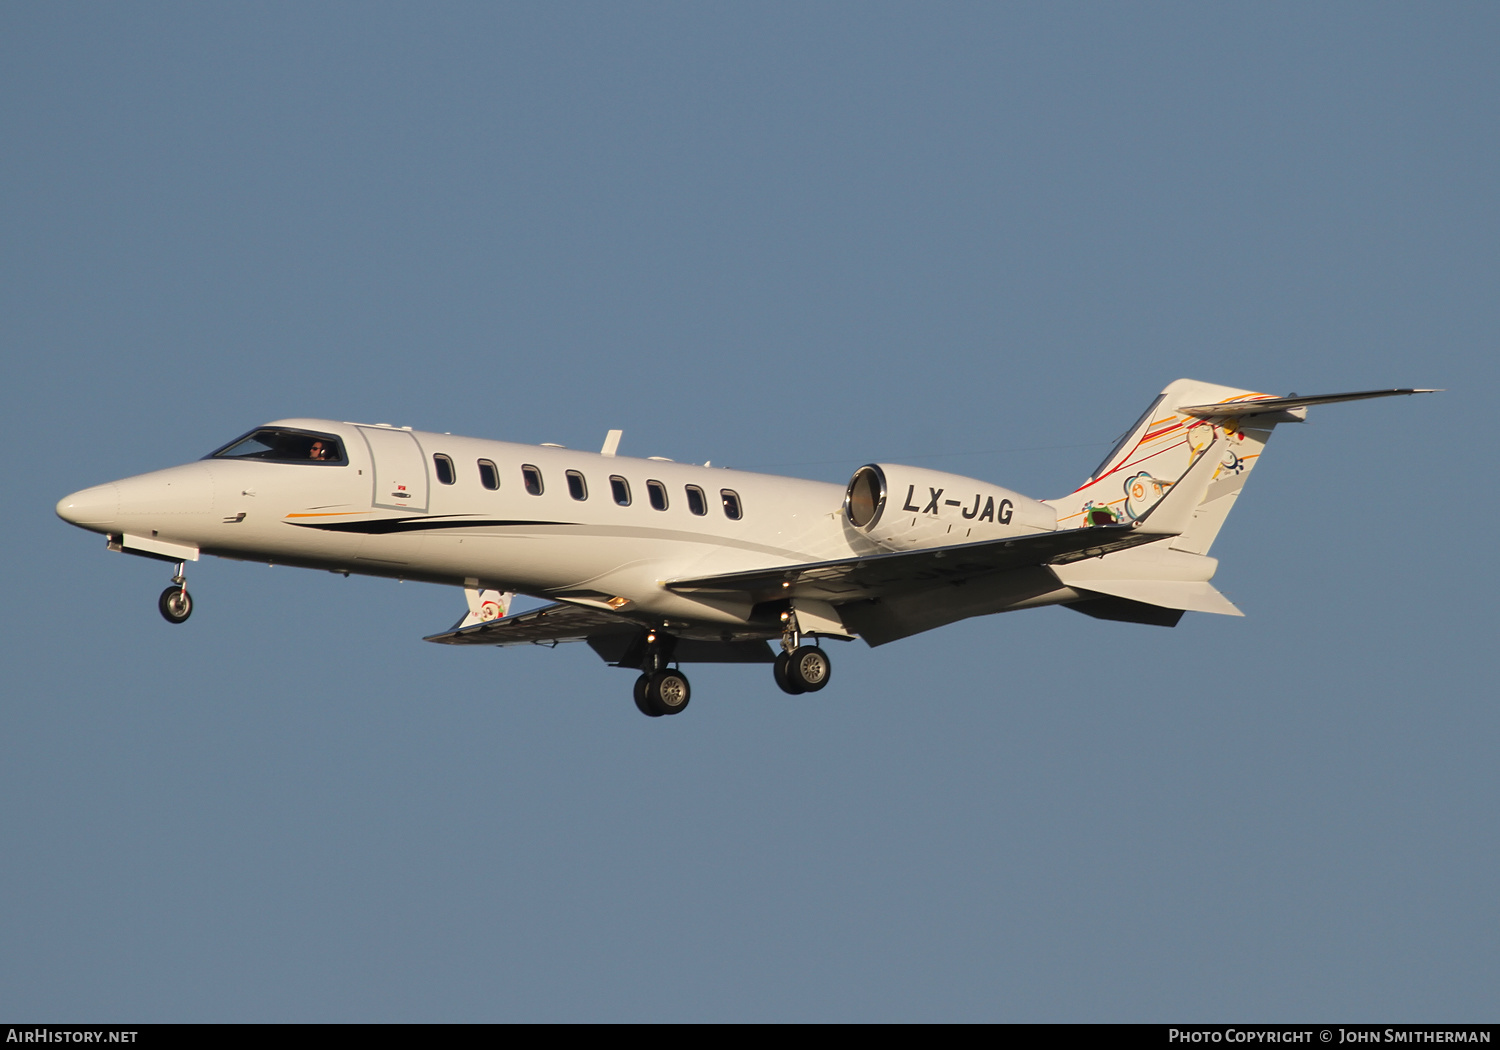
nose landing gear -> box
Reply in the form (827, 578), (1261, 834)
(157, 562), (193, 624)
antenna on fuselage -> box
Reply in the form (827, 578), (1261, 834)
(601, 430), (623, 456)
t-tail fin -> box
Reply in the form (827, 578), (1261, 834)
(1049, 379), (1433, 557)
(1048, 379), (1430, 626)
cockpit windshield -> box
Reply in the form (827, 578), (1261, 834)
(208, 428), (347, 465)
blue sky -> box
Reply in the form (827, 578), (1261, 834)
(2, 2), (1494, 1021)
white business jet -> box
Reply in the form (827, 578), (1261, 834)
(56, 379), (1430, 717)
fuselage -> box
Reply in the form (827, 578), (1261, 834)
(54, 383), (1429, 714)
(55, 419), (883, 630)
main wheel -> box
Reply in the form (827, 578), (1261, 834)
(785, 646), (831, 693)
(633, 674), (661, 717)
(158, 586), (192, 624)
(773, 650), (805, 695)
(644, 669), (691, 715)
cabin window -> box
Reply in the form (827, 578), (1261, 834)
(610, 476), (631, 506)
(721, 489), (743, 520)
(566, 470), (588, 501)
(685, 485), (707, 516)
(477, 460), (499, 490)
(647, 480), (668, 511)
(209, 428), (347, 466)
(522, 464), (544, 495)
(433, 454), (455, 485)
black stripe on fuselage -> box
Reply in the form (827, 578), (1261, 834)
(287, 516), (566, 535)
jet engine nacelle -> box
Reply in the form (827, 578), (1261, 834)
(843, 463), (1056, 551)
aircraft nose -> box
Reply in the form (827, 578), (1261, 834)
(56, 483), (120, 527)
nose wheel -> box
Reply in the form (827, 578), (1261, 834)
(157, 562), (193, 624)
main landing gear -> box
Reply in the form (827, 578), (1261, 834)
(157, 561), (193, 625)
(634, 669), (691, 717)
(773, 608), (830, 695)
(625, 611), (835, 716)
(632, 630), (691, 717)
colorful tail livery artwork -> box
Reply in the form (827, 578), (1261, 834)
(1055, 378), (1306, 551)
(57, 380), (1433, 716)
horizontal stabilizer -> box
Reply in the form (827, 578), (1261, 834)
(1178, 388), (1436, 418)
(1066, 578), (1243, 616)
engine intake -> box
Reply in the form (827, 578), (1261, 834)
(843, 463), (1055, 551)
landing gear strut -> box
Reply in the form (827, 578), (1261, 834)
(157, 562), (192, 624)
(632, 630), (690, 717)
(773, 607), (830, 695)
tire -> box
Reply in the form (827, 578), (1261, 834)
(634, 674), (661, 717)
(773, 650), (805, 695)
(645, 669), (691, 715)
(158, 586), (192, 624)
(786, 646), (831, 692)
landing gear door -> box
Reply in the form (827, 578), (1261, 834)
(358, 427), (429, 513)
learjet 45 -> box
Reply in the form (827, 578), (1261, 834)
(56, 379), (1431, 716)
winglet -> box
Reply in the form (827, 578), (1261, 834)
(452, 586), (515, 630)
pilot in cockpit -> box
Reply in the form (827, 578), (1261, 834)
(308, 440), (331, 461)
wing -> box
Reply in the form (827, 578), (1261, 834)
(424, 601), (629, 647)
(423, 600), (779, 663)
(665, 522), (1162, 604)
